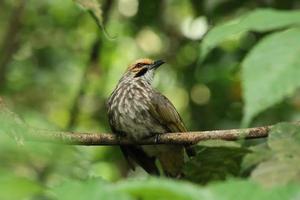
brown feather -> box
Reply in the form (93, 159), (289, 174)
(149, 91), (187, 133)
(120, 145), (159, 175)
(107, 58), (195, 177)
(147, 91), (194, 176)
(149, 92), (196, 158)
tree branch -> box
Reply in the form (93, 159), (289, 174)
(1, 97), (298, 146)
(25, 125), (272, 146)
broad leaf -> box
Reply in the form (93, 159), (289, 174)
(52, 178), (132, 200)
(246, 123), (300, 187)
(116, 178), (300, 200)
(52, 176), (300, 200)
(210, 180), (300, 200)
(0, 169), (43, 200)
(0, 100), (26, 144)
(268, 123), (300, 153)
(241, 143), (271, 175)
(241, 28), (300, 126)
(73, 0), (114, 39)
(251, 158), (300, 187)
(74, 0), (103, 29)
(115, 178), (210, 200)
(200, 9), (300, 59)
(184, 141), (249, 184)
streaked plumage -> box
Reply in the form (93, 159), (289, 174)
(106, 58), (192, 177)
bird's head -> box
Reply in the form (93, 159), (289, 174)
(121, 58), (165, 84)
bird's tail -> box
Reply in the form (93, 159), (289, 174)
(120, 145), (159, 175)
(185, 145), (196, 157)
(158, 145), (185, 178)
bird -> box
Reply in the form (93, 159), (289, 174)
(106, 58), (193, 177)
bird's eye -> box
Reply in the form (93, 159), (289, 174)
(134, 67), (148, 77)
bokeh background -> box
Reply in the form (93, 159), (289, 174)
(1, 0), (300, 199)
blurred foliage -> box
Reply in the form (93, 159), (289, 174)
(184, 141), (250, 184)
(1, 0), (300, 199)
(242, 28), (300, 126)
(200, 9), (300, 59)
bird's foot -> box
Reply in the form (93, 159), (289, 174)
(154, 134), (160, 144)
(117, 134), (122, 143)
(142, 134), (160, 144)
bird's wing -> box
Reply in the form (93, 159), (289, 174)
(149, 91), (187, 133)
(149, 91), (196, 157)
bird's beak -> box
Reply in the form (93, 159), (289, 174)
(149, 60), (165, 70)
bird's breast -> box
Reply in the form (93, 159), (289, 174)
(107, 81), (165, 140)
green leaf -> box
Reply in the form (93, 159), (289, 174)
(73, 0), (114, 39)
(241, 143), (271, 175)
(0, 100), (27, 144)
(184, 144), (249, 184)
(116, 178), (300, 200)
(74, 0), (103, 26)
(251, 158), (300, 187)
(0, 169), (43, 200)
(115, 178), (210, 200)
(197, 139), (242, 148)
(268, 123), (300, 153)
(247, 123), (300, 187)
(52, 177), (300, 200)
(241, 28), (300, 126)
(200, 9), (300, 59)
(210, 180), (300, 200)
(52, 178), (132, 200)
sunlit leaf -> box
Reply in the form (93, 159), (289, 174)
(210, 179), (300, 200)
(52, 178), (132, 200)
(251, 158), (300, 187)
(73, 0), (114, 39)
(247, 123), (300, 187)
(0, 169), (43, 200)
(241, 28), (300, 126)
(0, 100), (26, 144)
(74, 0), (102, 25)
(116, 178), (300, 200)
(200, 9), (300, 59)
(115, 178), (210, 200)
(268, 123), (300, 153)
